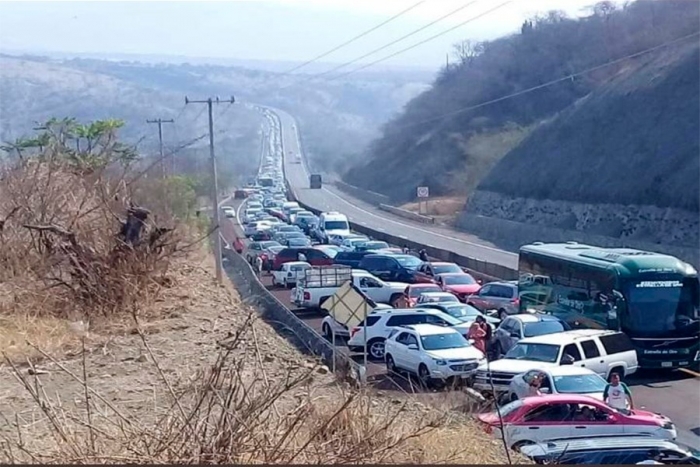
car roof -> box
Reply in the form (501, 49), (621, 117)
(538, 365), (600, 377)
(370, 307), (445, 316)
(436, 272), (472, 277)
(428, 262), (458, 266)
(518, 329), (623, 345)
(409, 283), (441, 288)
(284, 261), (310, 267)
(507, 313), (562, 323)
(519, 393), (609, 406)
(403, 324), (460, 336)
(420, 292), (455, 297)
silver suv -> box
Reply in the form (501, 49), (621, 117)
(466, 280), (519, 320)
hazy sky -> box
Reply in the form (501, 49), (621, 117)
(0, 0), (603, 70)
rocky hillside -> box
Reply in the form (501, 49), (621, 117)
(344, 0), (699, 207)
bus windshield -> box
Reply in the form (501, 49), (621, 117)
(623, 277), (700, 337)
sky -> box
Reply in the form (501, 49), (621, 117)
(0, 0), (605, 70)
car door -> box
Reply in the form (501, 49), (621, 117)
(506, 319), (524, 353)
(515, 402), (575, 445)
(470, 284), (493, 310)
(560, 343), (585, 369)
(402, 333), (421, 373)
(391, 332), (411, 369)
(569, 402), (623, 438)
(495, 318), (515, 353)
(579, 339), (607, 376)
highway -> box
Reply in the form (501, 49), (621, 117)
(251, 106), (700, 449)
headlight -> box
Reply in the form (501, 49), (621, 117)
(434, 359), (447, 366)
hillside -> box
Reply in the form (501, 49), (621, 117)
(0, 54), (429, 177)
(344, 0), (700, 206)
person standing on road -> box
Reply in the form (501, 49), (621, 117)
(603, 372), (634, 413)
(526, 373), (543, 397)
(419, 249), (429, 262)
(469, 315), (488, 355)
(402, 244), (410, 254)
(254, 255), (264, 276)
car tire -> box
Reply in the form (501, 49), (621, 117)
(322, 323), (332, 341)
(510, 392), (518, 402)
(367, 338), (386, 361)
(512, 440), (535, 452)
(386, 354), (397, 374)
(271, 277), (277, 287)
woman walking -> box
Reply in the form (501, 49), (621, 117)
(469, 315), (488, 355)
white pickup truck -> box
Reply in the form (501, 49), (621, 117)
(292, 266), (408, 309)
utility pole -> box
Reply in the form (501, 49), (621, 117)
(146, 118), (174, 177)
(184, 96), (235, 284)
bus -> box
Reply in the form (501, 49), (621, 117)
(309, 174), (322, 189)
(518, 242), (699, 369)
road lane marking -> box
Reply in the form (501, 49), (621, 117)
(679, 368), (700, 378)
(264, 106), (518, 264)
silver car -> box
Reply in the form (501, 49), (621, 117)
(466, 281), (519, 320)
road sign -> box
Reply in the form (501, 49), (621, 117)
(417, 186), (429, 198)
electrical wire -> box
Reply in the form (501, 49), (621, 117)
(395, 29), (700, 129)
(283, 0), (429, 75)
(326, 0), (512, 82)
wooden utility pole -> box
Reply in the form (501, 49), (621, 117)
(146, 118), (174, 177)
(184, 96), (235, 284)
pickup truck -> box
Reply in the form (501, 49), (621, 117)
(292, 266), (408, 310)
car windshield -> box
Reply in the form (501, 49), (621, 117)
(434, 264), (462, 275)
(409, 285), (441, 297)
(443, 275), (477, 285)
(441, 304), (482, 320)
(316, 247), (338, 258)
(523, 321), (569, 338)
(421, 294), (458, 303)
(286, 232), (306, 238)
(363, 241), (389, 249)
(505, 343), (560, 363)
(288, 239), (309, 246)
(268, 246), (285, 254)
(260, 241), (280, 249)
(420, 332), (469, 350)
(497, 399), (524, 418)
(395, 255), (422, 269)
(552, 373), (608, 394)
(325, 221), (349, 230)
(623, 277), (700, 337)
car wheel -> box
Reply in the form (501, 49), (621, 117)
(418, 364), (432, 388)
(322, 323), (333, 341)
(367, 338), (386, 361)
(498, 309), (508, 320)
(510, 392), (518, 402)
(386, 354), (397, 374)
(271, 277), (277, 287)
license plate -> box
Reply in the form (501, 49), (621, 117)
(661, 362), (672, 368)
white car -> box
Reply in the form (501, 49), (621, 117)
(384, 324), (485, 386)
(507, 366), (609, 403)
(244, 220), (272, 237)
(221, 206), (236, 218)
(339, 236), (370, 251)
(271, 261), (310, 288)
(321, 304), (393, 340)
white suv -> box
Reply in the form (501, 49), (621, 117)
(473, 329), (639, 395)
(346, 308), (472, 360)
(385, 324), (485, 387)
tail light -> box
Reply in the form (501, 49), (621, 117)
(303, 291), (310, 300)
(511, 297), (520, 305)
(350, 327), (360, 338)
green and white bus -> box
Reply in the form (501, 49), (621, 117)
(518, 242), (699, 369)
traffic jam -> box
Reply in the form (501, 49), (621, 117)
(221, 122), (700, 464)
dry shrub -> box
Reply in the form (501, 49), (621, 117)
(0, 314), (514, 465)
(0, 154), (186, 325)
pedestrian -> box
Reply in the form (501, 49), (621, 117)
(298, 251), (307, 262)
(468, 315), (488, 355)
(481, 318), (494, 360)
(419, 249), (429, 262)
(402, 244), (410, 254)
(526, 373), (543, 397)
(603, 372), (634, 413)
(254, 255), (264, 276)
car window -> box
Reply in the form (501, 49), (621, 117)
(479, 285), (492, 296)
(522, 403), (572, 423)
(522, 370), (541, 384)
(386, 314), (427, 326)
(395, 332), (411, 344)
(562, 343), (583, 362)
(580, 339), (601, 358)
(598, 333), (635, 355)
(305, 250), (327, 260)
(359, 277), (381, 288)
(358, 316), (381, 327)
(511, 319), (523, 334)
(405, 334), (418, 346)
(500, 318), (514, 333)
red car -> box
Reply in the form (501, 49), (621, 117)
(397, 283), (443, 307)
(412, 261), (463, 283)
(434, 272), (481, 302)
(272, 247), (333, 270)
(476, 394), (677, 451)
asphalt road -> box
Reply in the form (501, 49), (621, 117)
(253, 106), (700, 450)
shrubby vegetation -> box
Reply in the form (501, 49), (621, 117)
(344, 0), (699, 205)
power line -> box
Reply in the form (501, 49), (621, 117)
(326, 0), (512, 82)
(310, 0), (481, 80)
(396, 30), (700, 129)
(283, 0), (429, 75)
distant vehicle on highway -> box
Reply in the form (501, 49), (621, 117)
(466, 280), (520, 320)
(412, 262), (464, 283)
(271, 261), (310, 289)
(357, 253), (422, 283)
(398, 283), (443, 307)
(309, 173), (322, 189)
(507, 365), (608, 402)
(518, 242), (700, 370)
(313, 212), (350, 244)
(272, 247), (333, 270)
(434, 272), (482, 301)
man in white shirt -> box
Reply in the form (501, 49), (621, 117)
(603, 372), (634, 413)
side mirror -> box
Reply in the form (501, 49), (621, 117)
(407, 344), (419, 350)
(540, 387), (551, 394)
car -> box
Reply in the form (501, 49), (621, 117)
(434, 272), (482, 301)
(493, 314), (572, 356)
(476, 395), (677, 451)
(520, 436), (700, 465)
(397, 283), (443, 307)
(261, 245), (285, 271)
(312, 244), (342, 259)
(357, 254), (422, 283)
(245, 240), (281, 264)
(221, 206), (236, 218)
(384, 324), (485, 387)
(507, 366), (609, 403)
(418, 302), (500, 327)
(339, 236), (371, 251)
(271, 261), (311, 288)
(272, 247), (334, 270)
(472, 330), (639, 394)
(244, 220), (271, 237)
(415, 291), (460, 305)
(286, 237), (312, 248)
(412, 262), (464, 283)
(329, 233), (364, 247)
(320, 304), (393, 340)
(346, 308), (473, 360)
(355, 240), (390, 252)
(250, 230), (273, 242)
(466, 280), (520, 320)
(332, 251), (374, 269)
(313, 212), (350, 243)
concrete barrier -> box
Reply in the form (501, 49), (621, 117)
(285, 182), (517, 282)
(334, 180), (391, 206)
(379, 204), (435, 225)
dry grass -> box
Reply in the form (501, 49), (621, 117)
(401, 196), (466, 219)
